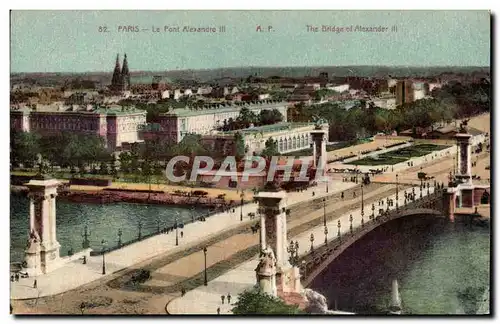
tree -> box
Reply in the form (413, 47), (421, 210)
(261, 137), (279, 158)
(232, 288), (303, 315)
(234, 132), (246, 161)
(10, 131), (41, 168)
(259, 109), (283, 125)
(237, 106), (258, 128)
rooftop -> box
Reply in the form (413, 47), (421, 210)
(224, 122), (315, 135)
(10, 104), (146, 116)
(162, 100), (288, 117)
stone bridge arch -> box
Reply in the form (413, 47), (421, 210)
(299, 207), (444, 287)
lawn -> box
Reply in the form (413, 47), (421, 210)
(349, 144), (450, 166)
(350, 156), (408, 166)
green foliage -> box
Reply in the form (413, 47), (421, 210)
(231, 288), (303, 315)
(10, 131), (41, 168)
(234, 132), (246, 160)
(261, 137), (279, 158)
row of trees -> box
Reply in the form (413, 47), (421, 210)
(218, 107), (284, 131)
(290, 80), (490, 141)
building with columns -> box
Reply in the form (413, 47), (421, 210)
(141, 100), (289, 143)
(10, 105), (146, 151)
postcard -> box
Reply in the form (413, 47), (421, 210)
(9, 10), (491, 315)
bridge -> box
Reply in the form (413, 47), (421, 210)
(295, 186), (446, 287)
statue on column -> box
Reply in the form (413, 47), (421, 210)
(459, 119), (469, 134)
(255, 247), (277, 296)
(26, 229), (41, 249)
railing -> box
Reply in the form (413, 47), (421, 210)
(296, 189), (445, 283)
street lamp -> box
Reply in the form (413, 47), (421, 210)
(240, 190), (244, 222)
(371, 203), (375, 220)
(101, 239), (107, 275)
(361, 184), (364, 223)
(138, 220), (143, 240)
(310, 233), (315, 252)
(191, 206), (195, 224)
(337, 220), (341, 239)
(117, 229), (123, 248)
(203, 247), (208, 286)
(396, 174), (399, 210)
(175, 212), (179, 246)
(295, 241), (299, 260)
(349, 214), (353, 234)
(322, 198), (327, 227)
(80, 302), (85, 315)
(287, 240), (298, 265)
(324, 226), (328, 244)
(156, 218), (160, 233)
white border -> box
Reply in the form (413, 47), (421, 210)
(2, 1), (497, 324)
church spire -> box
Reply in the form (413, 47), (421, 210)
(111, 53), (122, 89)
(121, 53), (130, 90)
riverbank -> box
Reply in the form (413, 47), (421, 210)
(11, 185), (240, 208)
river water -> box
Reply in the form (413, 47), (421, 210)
(10, 195), (207, 262)
(309, 215), (491, 315)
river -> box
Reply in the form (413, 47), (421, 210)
(309, 215), (491, 315)
(10, 195), (208, 262)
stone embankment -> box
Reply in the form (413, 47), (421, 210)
(11, 185), (238, 208)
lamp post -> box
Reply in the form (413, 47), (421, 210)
(138, 220), (142, 240)
(80, 302), (85, 315)
(322, 198), (327, 227)
(203, 247), (208, 286)
(175, 213), (179, 246)
(287, 240), (298, 266)
(337, 220), (341, 239)
(361, 184), (364, 225)
(396, 174), (399, 210)
(310, 233), (315, 252)
(371, 203), (375, 220)
(240, 190), (244, 222)
(295, 241), (299, 260)
(324, 226), (328, 244)
(117, 229), (122, 248)
(156, 218), (160, 234)
(82, 224), (91, 249)
(349, 214), (353, 234)
(101, 239), (107, 275)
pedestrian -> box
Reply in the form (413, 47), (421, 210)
(341, 192), (344, 199)
(181, 287), (186, 296)
(353, 192), (356, 198)
(312, 191), (315, 197)
(227, 293), (231, 304)
(221, 295), (225, 304)
(15, 273), (19, 282)
(10, 275), (14, 282)
(217, 307), (221, 314)
(181, 231), (184, 238)
(33, 279), (37, 289)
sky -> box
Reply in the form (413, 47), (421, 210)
(10, 10), (490, 73)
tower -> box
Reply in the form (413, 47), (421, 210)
(121, 53), (130, 91)
(23, 177), (62, 276)
(111, 54), (122, 91)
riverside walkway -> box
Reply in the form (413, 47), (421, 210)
(10, 178), (356, 300)
(167, 185), (433, 314)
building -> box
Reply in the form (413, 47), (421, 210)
(141, 101), (289, 143)
(371, 97), (397, 110)
(110, 54), (131, 92)
(396, 80), (414, 106)
(10, 104), (146, 150)
(223, 122), (318, 156)
(326, 84), (350, 93)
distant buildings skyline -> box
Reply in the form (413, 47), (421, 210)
(11, 10), (490, 73)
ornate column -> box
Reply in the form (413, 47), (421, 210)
(24, 177), (62, 274)
(310, 124), (328, 179)
(455, 132), (473, 185)
(256, 190), (289, 272)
